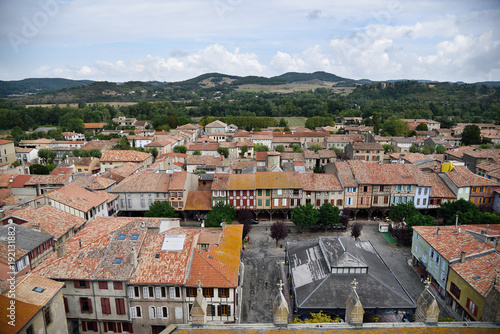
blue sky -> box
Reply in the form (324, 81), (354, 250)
(1, 0), (499, 83)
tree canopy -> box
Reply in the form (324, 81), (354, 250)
(145, 201), (179, 218)
(290, 203), (318, 231)
(270, 221), (289, 247)
(318, 203), (341, 231)
(205, 202), (237, 227)
(461, 125), (482, 146)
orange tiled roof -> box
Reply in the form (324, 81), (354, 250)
(0, 139), (14, 145)
(333, 161), (357, 187)
(186, 225), (243, 288)
(212, 174), (230, 191)
(445, 165), (499, 187)
(424, 173), (455, 198)
(111, 172), (171, 193)
(0, 295), (40, 334)
(100, 150), (151, 162)
(299, 173), (342, 191)
(83, 122), (107, 129)
(184, 191), (212, 211)
(0, 188), (19, 206)
(256, 171), (301, 189)
(46, 183), (108, 212)
(24, 174), (71, 186)
(4, 205), (85, 238)
(227, 174), (256, 190)
(0, 241), (27, 263)
(450, 252), (500, 297)
(15, 274), (64, 306)
(169, 171), (187, 190)
(129, 227), (199, 285)
(32, 217), (138, 280)
(413, 225), (496, 262)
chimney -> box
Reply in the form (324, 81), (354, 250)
(57, 244), (67, 258)
(130, 247), (138, 268)
(494, 238), (499, 250)
(79, 239), (82, 248)
(436, 228), (440, 236)
(460, 251), (466, 263)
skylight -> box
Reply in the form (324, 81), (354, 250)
(473, 276), (481, 280)
(129, 234), (139, 240)
(117, 234), (127, 240)
(113, 257), (123, 264)
(32, 287), (45, 293)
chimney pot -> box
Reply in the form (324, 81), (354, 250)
(460, 251), (466, 263)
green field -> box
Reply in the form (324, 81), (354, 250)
(276, 117), (307, 127)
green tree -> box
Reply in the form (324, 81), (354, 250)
(416, 123), (429, 131)
(318, 203), (340, 231)
(114, 137), (131, 150)
(193, 150), (201, 155)
(239, 145), (249, 158)
(290, 203), (318, 232)
(438, 199), (482, 225)
(146, 148), (158, 161)
(382, 144), (395, 154)
(290, 143), (303, 153)
(145, 201), (179, 218)
(435, 144), (446, 154)
(278, 118), (288, 127)
(409, 144), (420, 153)
(461, 125), (482, 146)
(310, 144), (323, 153)
(173, 145), (187, 154)
(38, 149), (57, 165)
(217, 147), (229, 158)
(275, 145), (285, 153)
(254, 144), (269, 152)
(389, 202), (419, 222)
(205, 202), (237, 227)
(421, 144), (435, 155)
(29, 164), (49, 175)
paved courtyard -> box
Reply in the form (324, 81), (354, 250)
(239, 220), (454, 323)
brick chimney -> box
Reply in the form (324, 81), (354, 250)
(460, 251), (466, 263)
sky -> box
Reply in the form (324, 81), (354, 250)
(0, 0), (499, 83)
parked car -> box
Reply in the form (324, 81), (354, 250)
(250, 219), (259, 224)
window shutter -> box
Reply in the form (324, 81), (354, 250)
(74, 281), (79, 289)
(116, 323), (122, 333)
(175, 306), (182, 319)
(103, 322), (107, 333)
(88, 299), (93, 314)
(149, 306), (156, 319)
(128, 286), (134, 298)
(112, 323), (117, 332)
(155, 287), (161, 299)
(157, 307), (162, 319)
(227, 305), (231, 316)
(82, 321), (87, 332)
(143, 287), (149, 298)
(169, 287), (175, 299)
(130, 307), (136, 319)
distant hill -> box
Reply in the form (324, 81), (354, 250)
(0, 78), (93, 97)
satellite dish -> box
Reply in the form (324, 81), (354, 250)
(8, 219), (13, 224)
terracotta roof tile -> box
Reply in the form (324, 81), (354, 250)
(299, 173), (343, 191)
(4, 205), (85, 238)
(83, 122), (107, 129)
(413, 225), (496, 262)
(445, 165), (499, 187)
(186, 225), (243, 287)
(100, 150), (151, 162)
(227, 174), (256, 190)
(24, 174), (71, 186)
(169, 171), (187, 190)
(450, 252), (500, 297)
(111, 172), (171, 193)
(46, 184), (108, 212)
(184, 191), (212, 211)
(14, 274), (64, 306)
(256, 172), (301, 189)
(0, 295), (40, 334)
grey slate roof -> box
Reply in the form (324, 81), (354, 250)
(287, 237), (416, 312)
(0, 223), (53, 252)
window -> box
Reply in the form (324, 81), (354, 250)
(44, 306), (52, 326)
(416, 198), (420, 205)
(337, 199), (342, 206)
(129, 234), (139, 240)
(158, 306), (168, 319)
(423, 198), (427, 205)
(130, 306), (141, 318)
(128, 286), (140, 298)
(149, 306), (156, 319)
(218, 288), (230, 298)
(282, 198), (287, 206)
(277, 189), (282, 195)
(258, 199), (262, 206)
(187, 287), (197, 297)
(99, 281), (108, 289)
(206, 304), (216, 316)
(258, 189), (262, 196)
(113, 282), (123, 290)
(82, 321), (98, 332)
(101, 298), (111, 314)
(80, 297), (93, 313)
(266, 190), (270, 196)
(113, 257), (123, 264)
(467, 298), (478, 317)
(26, 325), (33, 334)
(175, 307), (182, 319)
(169, 287), (181, 299)
(346, 197), (353, 206)
(274, 199), (279, 207)
(218, 305), (231, 316)
(140, 199), (145, 207)
(266, 199), (270, 206)
(63, 297), (69, 313)
(450, 282), (461, 299)
(128, 199), (132, 207)
(115, 298), (126, 315)
(75, 281), (90, 289)
(122, 323), (133, 333)
(203, 288), (214, 298)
